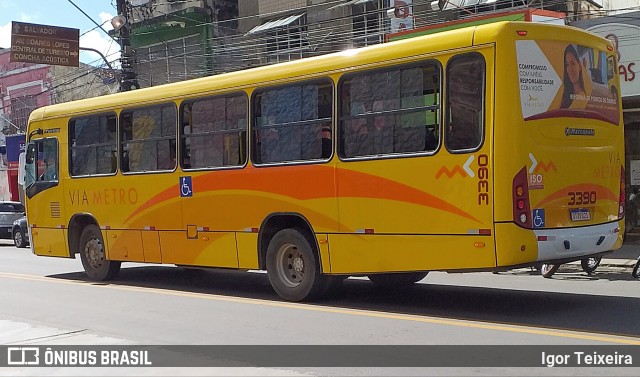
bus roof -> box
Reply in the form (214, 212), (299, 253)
(29, 21), (610, 122)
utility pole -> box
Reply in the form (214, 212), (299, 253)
(114, 0), (140, 91)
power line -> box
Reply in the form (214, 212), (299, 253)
(66, 0), (118, 41)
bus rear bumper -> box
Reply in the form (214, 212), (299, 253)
(534, 221), (622, 262)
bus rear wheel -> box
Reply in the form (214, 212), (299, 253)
(367, 272), (428, 288)
(266, 228), (326, 302)
(79, 225), (121, 281)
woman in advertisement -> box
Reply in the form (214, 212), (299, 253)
(560, 44), (588, 109)
(557, 43), (619, 124)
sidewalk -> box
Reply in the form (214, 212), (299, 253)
(602, 232), (640, 267)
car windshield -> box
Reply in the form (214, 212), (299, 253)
(0, 203), (25, 212)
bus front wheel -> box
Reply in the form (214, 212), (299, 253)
(367, 272), (428, 288)
(79, 225), (121, 281)
(266, 228), (325, 302)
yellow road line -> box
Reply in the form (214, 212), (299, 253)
(2, 271), (639, 345)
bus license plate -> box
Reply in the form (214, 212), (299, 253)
(570, 209), (591, 221)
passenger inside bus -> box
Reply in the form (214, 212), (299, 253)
(344, 101), (371, 156)
(318, 91), (332, 159)
(371, 100), (394, 154)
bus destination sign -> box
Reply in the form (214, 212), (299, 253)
(10, 21), (80, 67)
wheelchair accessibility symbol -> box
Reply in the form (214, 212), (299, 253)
(180, 176), (193, 197)
(533, 208), (545, 229)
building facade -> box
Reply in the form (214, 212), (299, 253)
(0, 49), (117, 201)
(124, 0), (238, 87)
(122, 0), (617, 85)
(0, 49), (118, 135)
(0, 50), (51, 135)
(572, 11), (640, 188)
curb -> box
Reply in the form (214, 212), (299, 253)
(599, 258), (638, 268)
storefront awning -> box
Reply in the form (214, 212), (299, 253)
(247, 13), (305, 35)
(327, 0), (377, 11)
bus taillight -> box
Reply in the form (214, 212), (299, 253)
(619, 166), (625, 219)
(513, 167), (532, 228)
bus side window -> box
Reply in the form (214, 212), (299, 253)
(317, 87), (333, 159)
(181, 104), (192, 169)
(120, 114), (133, 173)
(445, 53), (485, 152)
(181, 93), (247, 169)
(120, 104), (176, 173)
(252, 81), (331, 164)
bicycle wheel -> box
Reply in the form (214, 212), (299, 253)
(633, 258), (640, 279)
(540, 264), (560, 278)
(580, 257), (601, 275)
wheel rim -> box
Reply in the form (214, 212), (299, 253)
(541, 264), (553, 275)
(275, 243), (305, 288)
(587, 258), (599, 269)
(84, 237), (104, 269)
(14, 232), (22, 246)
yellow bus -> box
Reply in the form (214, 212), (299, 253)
(23, 21), (624, 301)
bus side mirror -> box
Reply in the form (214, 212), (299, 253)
(25, 143), (36, 164)
(23, 143), (37, 188)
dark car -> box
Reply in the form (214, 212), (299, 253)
(0, 201), (25, 241)
(11, 216), (29, 248)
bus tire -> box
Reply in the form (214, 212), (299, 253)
(580, 257), (601, 275)
(367, 272), (428, 288)
(540, 263), (559, 278)
(79, 225), (121, 281)
(266, 228), (325, 302)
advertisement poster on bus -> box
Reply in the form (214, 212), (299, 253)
(516, 40), (620, 125)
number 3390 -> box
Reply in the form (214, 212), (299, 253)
(568, 191), (596, 205)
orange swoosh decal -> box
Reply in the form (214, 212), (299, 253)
(125, 188), (176, 223)
(126, 165), (481, 223)
(335, 168), (481, 223)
